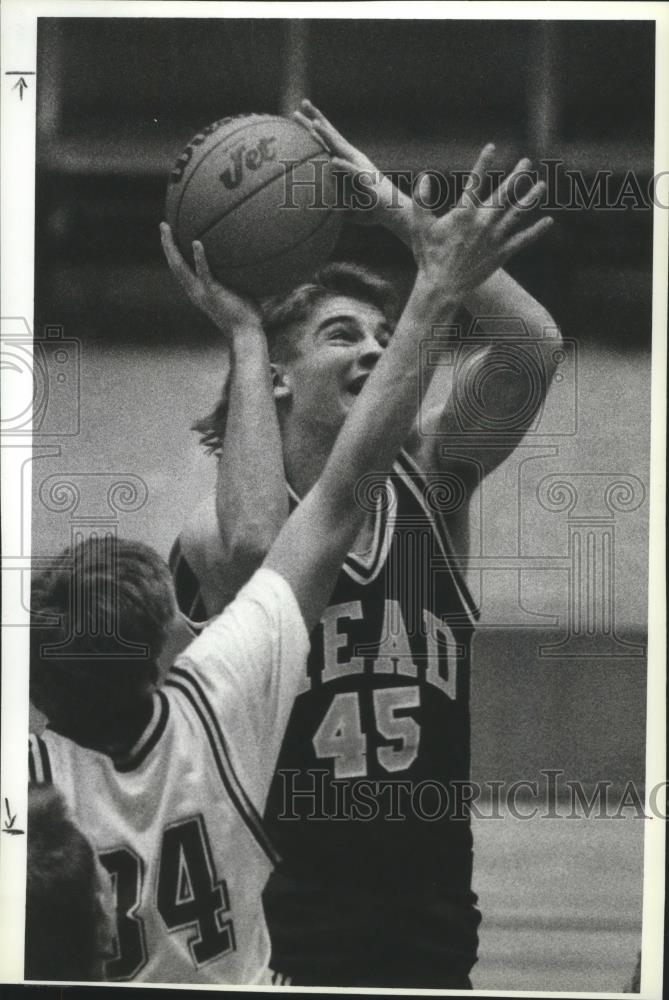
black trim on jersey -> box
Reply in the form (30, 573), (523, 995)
(28, 734), (52, 784)
(114, 690), (171, 773)
(169, 538), (209, 628)
(28, 742), (37, 784)
(395, 449), (480, 623)
(178, 610), (199, 639)
(287, 479), (394, 585)
(165, 666), (280, 865)
(343, 480), (394, 583)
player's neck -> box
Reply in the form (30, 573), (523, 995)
(281, 417), (337, 496)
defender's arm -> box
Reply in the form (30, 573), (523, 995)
(265, 153), (553, 630)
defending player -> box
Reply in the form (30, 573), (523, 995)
(26, 784), (115, 981)
(165, 105), (559, 989)
(29, 157), (549, 985)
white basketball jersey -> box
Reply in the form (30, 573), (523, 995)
(28, 568), (309, 985)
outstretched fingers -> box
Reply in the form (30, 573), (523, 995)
(297, 98), (329, 127)
(160, 224), (220, 306)
(411, 172), (437, 217)
(493, 157), (534, 210)
(459, 143), (496, 207)
(495, 180), (547, 240)
(160, 223), (198, 297)
(407, 172), (441, 259)
(292, 110), (335, 154)
(499, 215), (554, 260)
(192, 240), (214, 286)
(295, 99), (358, 159)
(329, 155), (363, 186)
(291, 109), (314, 131)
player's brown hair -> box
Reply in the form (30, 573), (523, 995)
(194, 261), (398, 454)
(26, 783), (110, 981)
(262, 261), (398, 362)
(30, 536), (175, 752)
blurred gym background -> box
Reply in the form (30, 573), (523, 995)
(31, 17), (654, 992)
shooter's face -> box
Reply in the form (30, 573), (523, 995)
(282, 295), (392, 432)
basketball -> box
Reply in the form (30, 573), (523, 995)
(165, 114), (342, 297)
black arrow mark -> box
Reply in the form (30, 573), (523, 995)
(3, 797), (24, 835)
(12, 77), (28, 100)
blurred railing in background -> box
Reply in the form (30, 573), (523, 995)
(35, 18), (655, 345)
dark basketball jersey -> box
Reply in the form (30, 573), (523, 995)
(169, 540), (208, 629)
(171, 450), (481, 984)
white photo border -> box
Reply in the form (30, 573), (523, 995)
(1, 2), (666, 996)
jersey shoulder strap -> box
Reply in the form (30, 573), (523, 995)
(28, 733), (53, 784)
(395, 448), (480, 622)
(169, 537), (209, 632)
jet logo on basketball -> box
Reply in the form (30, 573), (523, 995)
(219, 137), (277, 190)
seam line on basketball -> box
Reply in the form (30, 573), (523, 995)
(193, 152), (332, 244)
(204, 206), (337, 271)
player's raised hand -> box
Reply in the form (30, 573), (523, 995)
(159, 223), (261, 337)
(409, 145), (553, 300)
(292, 98), (398, 227)
(293, 99), (375, 172)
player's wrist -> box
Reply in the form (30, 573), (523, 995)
(356, 179), (413, 242)
(376, 185), (413, 240)
(227, 325), (270, 372)
(214, 307), (263, 345)
(227, 317), (264, 340)
(410, 273), (463, 317)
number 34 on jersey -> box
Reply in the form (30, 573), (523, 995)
(100, 814), (235, 980)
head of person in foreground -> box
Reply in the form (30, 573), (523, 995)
(26, 782), (115, 981)
(30, 536), (176, 756)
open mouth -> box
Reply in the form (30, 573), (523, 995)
(347, 374), (369, 397)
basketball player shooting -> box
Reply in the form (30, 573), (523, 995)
(29, 154), (550, 985)
(164, 103), (559, 990)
